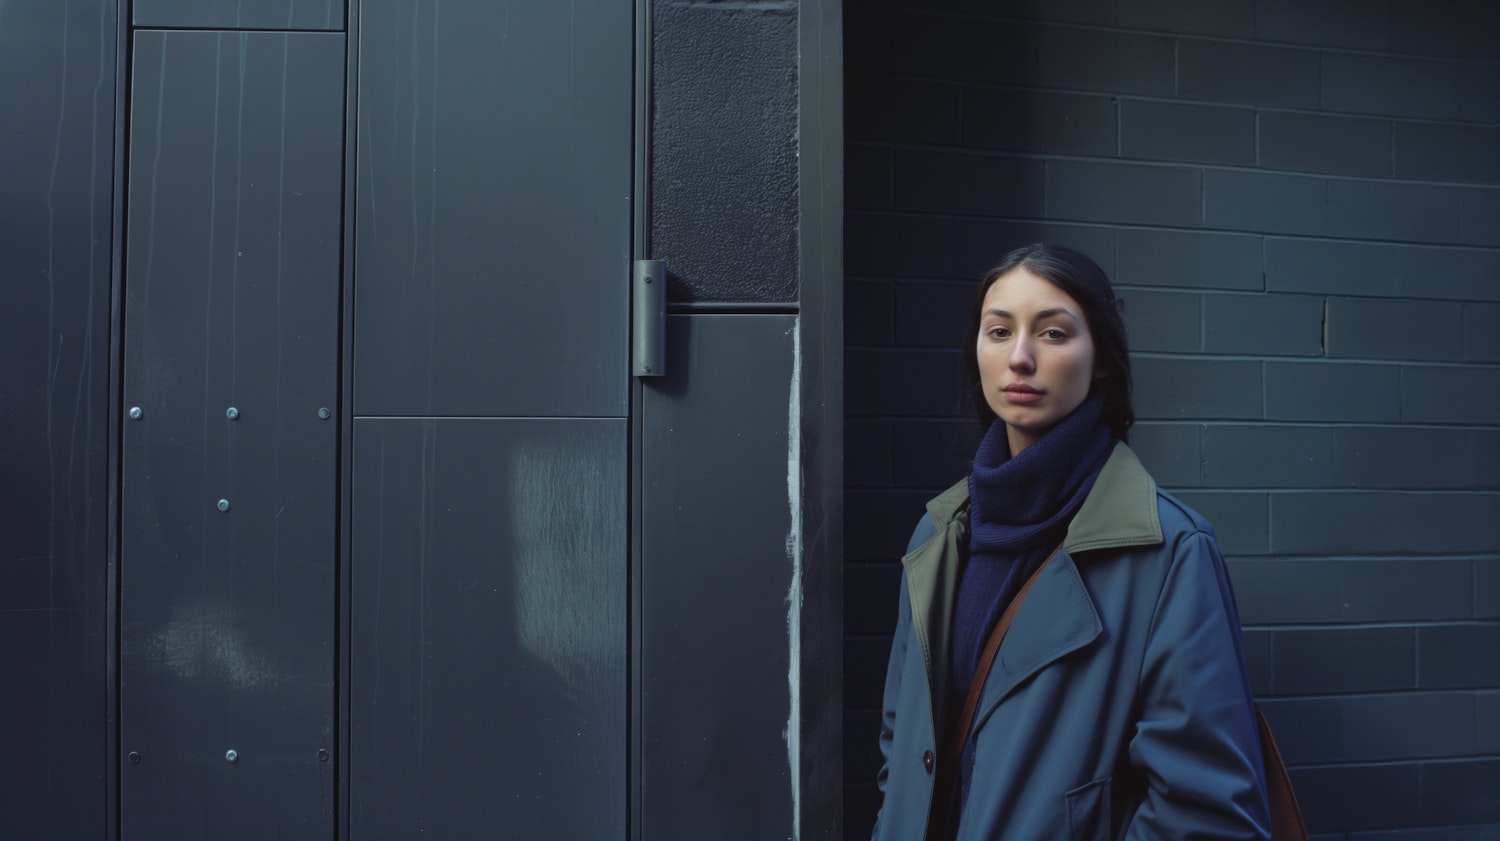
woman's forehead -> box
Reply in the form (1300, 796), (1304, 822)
(982, 268), (1084, 317)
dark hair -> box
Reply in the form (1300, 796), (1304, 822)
(963, 243), (1134, 442)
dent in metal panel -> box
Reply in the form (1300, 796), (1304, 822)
(353, 0), (632, 417)
(640, 315), (797, 840)
(350, 418), (627, 839)
(132, 0), (343, 31)
(0, 0), (115, 833)
(120, 30), (344, 841)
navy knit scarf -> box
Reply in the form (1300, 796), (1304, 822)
(946, 392), (1113, 828)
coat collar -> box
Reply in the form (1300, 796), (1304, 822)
(900, 443), (1163, 724)
(919, 442), (1163, 554)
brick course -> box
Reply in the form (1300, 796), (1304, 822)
(844, 2), (1500, 837)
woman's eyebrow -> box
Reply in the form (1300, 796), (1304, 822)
(983, 307), (1077, 321)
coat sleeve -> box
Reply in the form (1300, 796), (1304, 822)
(871, 514), (936, 840)
(1123, 529), (1272, 841)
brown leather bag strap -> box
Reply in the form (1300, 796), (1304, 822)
(926, 544), (1062, 841)
(925, 545), (1310, 841)
(1255, 706), (1311, 841)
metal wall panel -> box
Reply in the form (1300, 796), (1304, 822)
(349, 418), (627, 838)
(640, 315), (797, 840)
(353, 0), (631, 418)
(132, 0), (343, 31)
(0, 0), (116, 835)
(120, 30), (344, 840)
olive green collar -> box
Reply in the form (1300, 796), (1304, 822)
(924, 442), (1162, 555)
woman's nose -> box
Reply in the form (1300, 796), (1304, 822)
(1009, 337), (1035, 372)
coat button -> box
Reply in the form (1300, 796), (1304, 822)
(922, 749), (935, 773)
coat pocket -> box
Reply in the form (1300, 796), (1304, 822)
(1064, 777), (1112, 841)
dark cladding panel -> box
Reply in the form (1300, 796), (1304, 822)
(354, 0), (631, 418)
(349, 418), (627, 838)
(641, 315), (796, 839)
(652, 1), (800, 303)
(133, 0), (343, 30)
(121, 30), (343, 840)
(0, 0), (115, 835)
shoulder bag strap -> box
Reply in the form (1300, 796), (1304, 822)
(1255, 706), (1311, 841)
(925, 544), (1062, 841)
(926, 547), (1311, 841)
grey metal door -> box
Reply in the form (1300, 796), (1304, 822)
(119, 30), (345, 839)
(348, 2), (632, 838)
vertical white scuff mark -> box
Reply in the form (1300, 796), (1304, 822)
(201, 33), (225, 608)
(67, 0), (111, 655)
(426, 1), (440, 409)
(369, 433), (386, 790)
(139, 38), (169, 481)
(273, 32), (289, 625)
(784, 318), (803, 841)
(415, 420), (436, 817)
(42, 0), (73, 806)
(45, 0), (74, 616)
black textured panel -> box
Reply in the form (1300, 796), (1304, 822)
(349, 418), (627, 838)
(120, 31), (344, 840)
(652, 1), (800, 303)
(133, 0), (342, 30)
(0, 0), (115, 836)
(354, 0), (631, 417)
(641, 315), (796, 839)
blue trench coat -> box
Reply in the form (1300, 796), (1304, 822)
(872, 444), (1271, 841)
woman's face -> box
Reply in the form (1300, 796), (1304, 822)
(976, 267), (1098, 456)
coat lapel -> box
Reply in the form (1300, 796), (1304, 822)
(972, 549), (1102, 730)
(901, 480), (969, 727)
(903, 444), (1163, 738)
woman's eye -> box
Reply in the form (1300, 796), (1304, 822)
(1042, 328), (1068, 340)
(988, 327), (1010, 339)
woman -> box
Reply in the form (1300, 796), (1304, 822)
(871, 244), (1270, 841)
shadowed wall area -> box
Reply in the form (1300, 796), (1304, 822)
(843, 1), (1500, 838)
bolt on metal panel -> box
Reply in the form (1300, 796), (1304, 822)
(119, 30), (344, 841)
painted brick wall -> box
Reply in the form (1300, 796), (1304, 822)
(843, 2), (1500, 839)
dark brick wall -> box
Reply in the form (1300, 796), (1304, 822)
(843, 1), (1500, 838)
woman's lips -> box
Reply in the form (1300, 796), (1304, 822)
(1002, 386), (1044, 405)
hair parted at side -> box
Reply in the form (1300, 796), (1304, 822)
(963, 242), (1135, 442)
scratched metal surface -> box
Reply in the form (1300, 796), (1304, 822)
(133, 0), (342, 30)
(639, 315), (797, 840)
(119, 30), (344, 840)
(348, 417), (628, 838)
(352, 0), (632, 418)
(0, 0), (116, 836)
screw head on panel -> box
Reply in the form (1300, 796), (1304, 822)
(128, 751), (141, 765)
(217, 499), (231, 512)
(226, 407), (239, 420)
(642, 365), (651, 373)
(225, 749), (238, 763)
(318, 408), (331, 420)
(129, 407), (143, 420)
(317, 748), (329, 762)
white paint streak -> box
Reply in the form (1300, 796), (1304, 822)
(785, 318), (803, 840)
(139, 598), (286, 690)
(509, 439), (624, 702)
